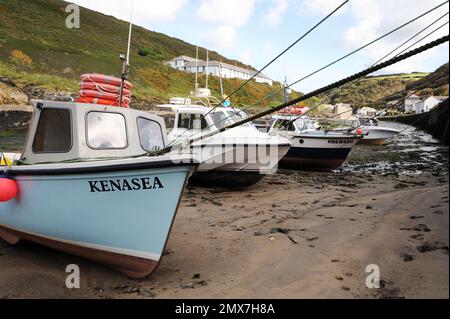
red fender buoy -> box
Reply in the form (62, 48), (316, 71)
(0, 177), (18, 202)
(356, 128), (364, 135)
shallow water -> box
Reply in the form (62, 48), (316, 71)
(340, 121), (449, 176)
(0, 129), (28, 153)
(0, 122), (448, 176)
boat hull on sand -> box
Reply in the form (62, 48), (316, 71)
(357, 127), (401, 145)
(0, 159), (195, 278)
(279, 134), (359, 171)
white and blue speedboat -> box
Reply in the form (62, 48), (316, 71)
(268, 114), (361, 171)
(0, 100), (197, 278)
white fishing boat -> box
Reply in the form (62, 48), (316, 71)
(333, 117), (400, 145)
(164, 103), (292, 186)
(355, 117), (401, 145)
(0, 100), (197, 278)
(268, 114), (361, 171)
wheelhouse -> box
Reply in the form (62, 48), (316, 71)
(20, 100), (167, 164)
(269, 115), (317, 134)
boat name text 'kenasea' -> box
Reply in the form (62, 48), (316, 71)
(89, 177), (164, 193)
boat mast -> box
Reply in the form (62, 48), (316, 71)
(119, 0), (134, 108)
(206, 49), (209, 90)
(194, 46), (199, 97)
(219, 59), (224, 97)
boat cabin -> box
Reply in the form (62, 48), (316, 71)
(19, 100), (167, 164)
(165, 105), (255, 140)
(269, 115), (317, 134)
(357, 117), (379, 127)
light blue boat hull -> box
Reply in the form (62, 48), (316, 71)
(0, 165), (192, 277)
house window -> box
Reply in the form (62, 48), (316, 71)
(32, 108), (72, 153)
(137, 117), (165, 152)
(86, 112), (127, 149)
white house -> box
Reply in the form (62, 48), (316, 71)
(404, 94), (421, 113)
(357, 107), (377, 117)
(169, 55), (273, 86)
(169, 55), (201, 71)
(333, 103), (353, 119)
(414, 96), (447, 114)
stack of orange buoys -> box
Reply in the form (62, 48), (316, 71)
(279, 105), (310, 115)
(76, 73), (132, 108)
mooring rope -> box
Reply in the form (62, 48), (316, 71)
(170, 2), (449, 145)
(152, 35), (448, 156)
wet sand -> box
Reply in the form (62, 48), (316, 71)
(0, 122), (448, 298)
(0, 171), (448, 299)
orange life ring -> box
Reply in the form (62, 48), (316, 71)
(76, 97), (129, 108)
(80, 73), (132, 89)
(79, 82), (131, 96)
(79, 90), (131, 103)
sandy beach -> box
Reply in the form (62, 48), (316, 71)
(0, 169), (448, 299)
(0, 121), (448, 299)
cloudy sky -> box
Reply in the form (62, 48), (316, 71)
(70, 0), (449, 92)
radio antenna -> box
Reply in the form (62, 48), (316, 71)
(119, 0), (134, 107)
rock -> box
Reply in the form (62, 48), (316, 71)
(410, 234), (424, 241)
(341, 286), (351, 291)
(366, 205), (373, 210)
(412, 224), (431, 232)
(400, 253), (414, 262)
(409, 216), (424, 220)
(417, 241), (449, 253)
(181, 283), (195, 289)
(335, 276), (344, 281)
(192, 273), (201, 279)
(0, 83), (29, 105)
(195, 280), (208, 286)
(306, 237), (319, 242)
(270, 227), (289, 234)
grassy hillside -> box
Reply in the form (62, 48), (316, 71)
(323, 64), (448, 109)
(0, 0), (287, 108)
(405, 63), (449, 96)
(325, 72), (430, 108)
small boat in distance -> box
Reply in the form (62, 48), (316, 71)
(334, 117), (401, 145)
(268, 114), (361, 171)
(0, 99), (197, 278)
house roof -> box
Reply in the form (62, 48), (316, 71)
(172, 55), (201, 62)
(175, 56), (272, 81)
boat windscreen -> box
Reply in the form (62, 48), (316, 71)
(212, 110), (252, 129)
(294, 117), (316, 131)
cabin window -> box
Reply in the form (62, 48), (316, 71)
(177, 113), (208, 130)
(32, 108), (72, 153)
(86, 112), (127, 149)
(137, 117), (165, 152)
(274, 119), (295, 131)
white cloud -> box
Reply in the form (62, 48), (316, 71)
(342, 0), (449, 73)
(203, 25), (238, 49)
(197, 0), (257, 27)
(262, 0), (289, 26)
(299, 0), (349, 16)
(70, 0), (188, 24)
